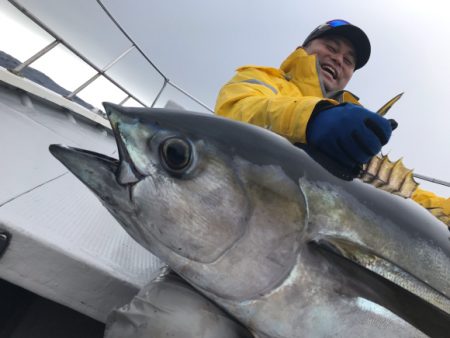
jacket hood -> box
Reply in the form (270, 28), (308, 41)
(280, 48), (360, 104)
(280, 48), (325, 97)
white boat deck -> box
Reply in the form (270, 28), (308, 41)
(0, 67), (162, 323)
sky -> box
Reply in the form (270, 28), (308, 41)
(0, 0), (449, 196)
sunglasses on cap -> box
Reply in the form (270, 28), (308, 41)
(308, 19), (353, 37)
(326, 19), (352, 27)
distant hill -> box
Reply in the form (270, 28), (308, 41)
(0, 50), (94, 110)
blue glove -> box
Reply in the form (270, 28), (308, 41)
(306, 103), (393, 169)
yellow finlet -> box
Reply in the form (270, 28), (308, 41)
(361, 154), (419, 198)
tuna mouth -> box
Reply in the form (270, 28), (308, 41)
(49, 145), (119, 169)
(103, 102), (145, 184)
(49, 144), (129, 198)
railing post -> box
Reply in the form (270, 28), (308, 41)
(413, 173), (450, 188)
(118, 95), (131, 106)
(150, 79), (168, 108)
(66, 45), (135, 99)
(167, 81), (214, 113)
(10, 39), (60, 75)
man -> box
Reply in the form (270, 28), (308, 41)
(215, 19), (450, 226)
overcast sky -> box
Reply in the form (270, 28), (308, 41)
(1, 0), (449, 196)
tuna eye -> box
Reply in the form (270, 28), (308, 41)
(159, 137), (192, 174)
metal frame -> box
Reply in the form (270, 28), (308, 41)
(95, 0), (213, 112)
(7, 0), (214, 112)
(8, 0), (214, 113)
(8, 0), (149, 108)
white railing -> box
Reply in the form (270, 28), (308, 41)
(7, 0), (214, 114)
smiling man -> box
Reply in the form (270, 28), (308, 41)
(215, 19), (450, 227)
(304, 36), (356, 93)
(215, 19), (388, 172)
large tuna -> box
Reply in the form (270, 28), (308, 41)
(50, 103), (450, 337)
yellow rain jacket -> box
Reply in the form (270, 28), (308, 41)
(215, 48), (359, 144)
(412, 188), (450, 226)
(215, 48), (450, 227)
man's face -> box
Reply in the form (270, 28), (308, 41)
(304, 35), (356, 92)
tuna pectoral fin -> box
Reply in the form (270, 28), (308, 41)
(105, 267), (254, 338)
(310, 236), (450, 336)
(49, 145), (128, 206)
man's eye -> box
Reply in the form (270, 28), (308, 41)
(327, 45), (337, 53)
(344, 57), (355, 67)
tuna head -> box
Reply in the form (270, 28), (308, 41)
(50, 103), (309, 300)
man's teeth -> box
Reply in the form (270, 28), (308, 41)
(322, 65), (336, 79)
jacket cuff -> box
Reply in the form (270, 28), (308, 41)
(304, 100), (342, 144)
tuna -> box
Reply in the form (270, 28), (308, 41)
(50, 103), (450, 337)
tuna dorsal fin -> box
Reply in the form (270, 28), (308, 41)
(377, 92), (404, 116)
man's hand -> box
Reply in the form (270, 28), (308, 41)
(306, 103), (393, 170)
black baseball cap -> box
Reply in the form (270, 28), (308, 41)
(303, 19), (371, 70)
